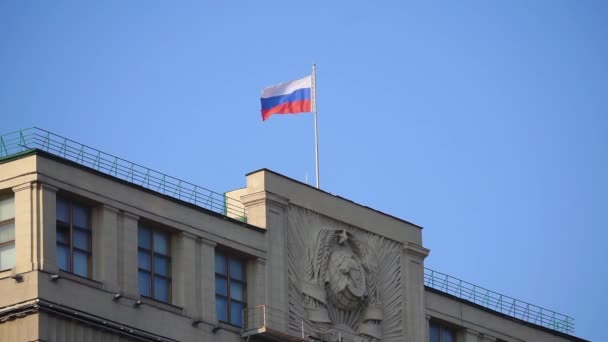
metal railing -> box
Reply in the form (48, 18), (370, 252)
(424, 268), (574, 334)
(242, 305), (359, 342)
(243, 305), (290, 335)
(0, 127), (247, 220)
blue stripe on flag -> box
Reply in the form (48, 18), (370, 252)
(261, 88), (311, 110)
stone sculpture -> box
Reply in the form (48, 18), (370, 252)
(301, 228), (383, 341)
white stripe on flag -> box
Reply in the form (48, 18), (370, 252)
(261, 75), (312, 98)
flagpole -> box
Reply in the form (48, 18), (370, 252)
(312, 63), (320, 189)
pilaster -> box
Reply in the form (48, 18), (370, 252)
(464, 328), (480, 342)
(200, 238), (217, 323)
(172, 231), (198, 317)
(242, 190), (289, 330)
(12, 182), (35, 273)
(119, 211), (139, 297)
(13, 182), (58, 274)
(93, 205), (119, 291)
(241, 191), (289, 229)
(480, 334), (497, 342)
(37, 183), (59, 273)
(247, 257), (266, 308)
(401, 242), (430, 342)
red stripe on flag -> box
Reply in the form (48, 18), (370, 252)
(261, 100), (312, 121)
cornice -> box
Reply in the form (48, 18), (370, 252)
(179, 231), (199, 241)
(402, 241), (430, 259)
(121, 211), (140, 221)
(100, 204), (120, 214)
(199, 237), (217, 248)
(241, 191), (289, 209)
(11, 182), (33, 193)
(33, 182), (59, 193)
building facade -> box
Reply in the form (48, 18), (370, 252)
(0, 128), (587, 342)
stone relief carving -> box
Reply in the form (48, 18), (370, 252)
(287, 207), (403, 342)
(302, 228), (383, 340)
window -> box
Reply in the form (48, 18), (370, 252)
(429, 321), (456, 342)
(0, 194), (15, 271)
(215, 250), (246, 327)
(138, 224), (171, 302)
(56, 196), (92, 278)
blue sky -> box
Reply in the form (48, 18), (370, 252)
(1, 1), (606, 340)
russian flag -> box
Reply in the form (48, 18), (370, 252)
(261, 75), (313, 121)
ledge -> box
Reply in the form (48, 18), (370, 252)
(139, 296), (184, 315)
(56, 270), (104, 290)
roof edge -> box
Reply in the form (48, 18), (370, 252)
(246, 168), (423, 229)
(7, 150), (265, 233)
(425, 287), (588, 342)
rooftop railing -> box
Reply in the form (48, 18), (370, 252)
(242, 305), (363, 342)
(0, 127), (247, 220)
(424, 268), (574, 334)
(0, 128), (577, 336)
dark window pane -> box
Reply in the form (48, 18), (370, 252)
(139, 271), (151, 296)
(0, 195), (14, 222)
(0, 222), (15, 244)
(215, 277), (227, 296)
(230, 282), (244, 302)
(154, 255), (170, 277)
(229, 258), (244, 281)
(429, 323), (439, 342)
(73, 250), (89, 277)
(216, 296), (228, 322)
(56, 197), (69, 223)
(153, 231), (169, 255)
(154, 277), (170, 302)
(72, 204), (89, 229)
(73, 229), (90, 251)
(138, 250), (151, 270)
(57, 244), (70, 271)
(215, 253), (227, 275)
(0, 243), (15, 271)
(138, 226), (151, 249)
(56, 226), (70, 244)
(230, 301), (243, 327)
(441, 327), (455, 342)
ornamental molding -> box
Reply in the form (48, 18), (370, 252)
(32, 181), (60, 193)
(178, 231), (199, 241)
(100, 204), (120, 214)
(241, 191), (289, 209)
(13, 181), (59, 193)
(402, 242), (430, 259)
(120, 211), (140, 221)
(11, 182), (33, 193)
(198, 237), (217, 248)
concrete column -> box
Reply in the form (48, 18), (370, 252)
(200, 238), (217, 323)
(172, 231), (197, 317)
(13, 182), (58, 274)
(119, 211), (139, 298)
(37, 183), (58, 273)
(401, 242), (430, 342)
(241, 191), (289, 331)
(92, 205), (119, 291)
(190, 236), (203, 323)
(464, 329), (480, 342)
(243, 257), (267, 330)
(247, 257), (266, 308)
(13, 182), (35, 274)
